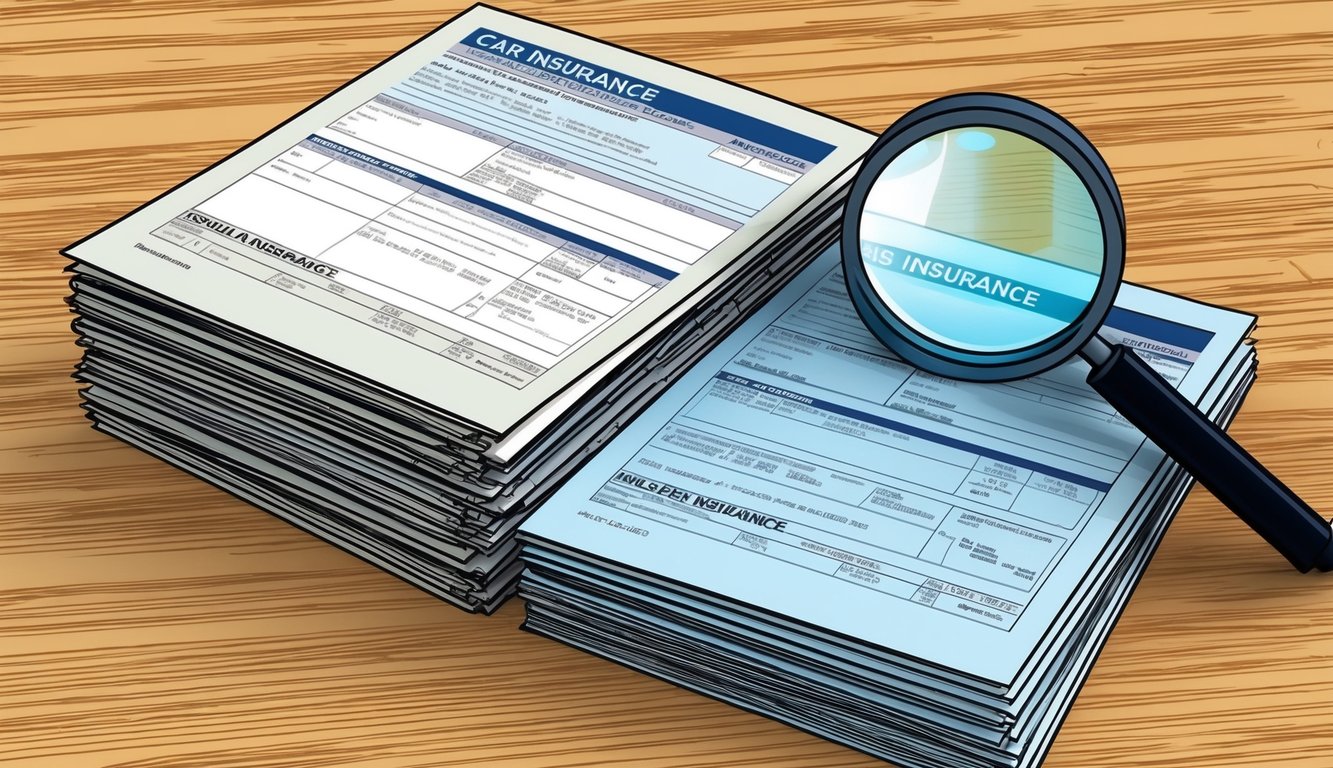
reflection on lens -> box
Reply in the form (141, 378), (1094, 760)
(857, 127), (1104, 352)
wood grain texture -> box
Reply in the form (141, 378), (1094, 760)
(3, 1), (1332, 765)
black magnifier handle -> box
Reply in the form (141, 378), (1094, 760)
(1080, 337), (1333, 572)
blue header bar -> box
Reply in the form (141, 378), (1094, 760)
(862, 242), (1090, 324)
(307, 135), (678, 281)
(1105, 306), (1213, 353)
(715, 371), (1113, 493)
(460, 27), (835, 165)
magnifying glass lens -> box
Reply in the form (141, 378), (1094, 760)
(856, 127), (1105, 352)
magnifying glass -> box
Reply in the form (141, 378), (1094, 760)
(842, 92), (1333, 572)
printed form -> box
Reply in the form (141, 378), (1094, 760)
(65, 6), (870, 434)
(520, 245), (1253, 685)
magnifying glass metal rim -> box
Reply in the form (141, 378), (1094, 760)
(841, 92), (1127, 382)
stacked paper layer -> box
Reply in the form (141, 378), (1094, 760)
(518, 246), (1257, 767)
(62, 6), (873, 611)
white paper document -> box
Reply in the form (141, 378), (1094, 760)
(64, 5), (869, 438)
(520, 244), (1254, 685)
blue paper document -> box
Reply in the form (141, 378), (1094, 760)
(520, 244), (1253, 685)
(65, 5), (870, 445)
(64, 5), (873, 610)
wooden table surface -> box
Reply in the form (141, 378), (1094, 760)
(4, 1), (1333, 765)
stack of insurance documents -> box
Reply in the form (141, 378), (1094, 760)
(61, 5), (873, 612)
(518, 244), (1257, 767)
